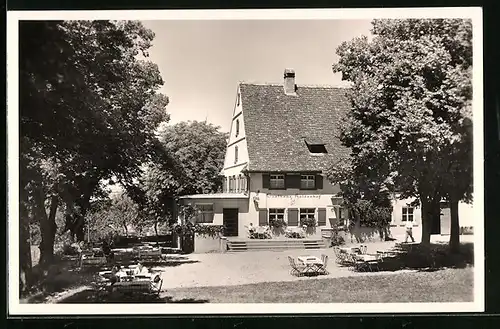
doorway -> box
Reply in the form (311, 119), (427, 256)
(223, 208), (239, 237)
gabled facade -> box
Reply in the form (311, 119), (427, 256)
(179, 69), (474, 239)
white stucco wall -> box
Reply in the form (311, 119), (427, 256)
(458, 202), (475, 227)
(390, 197), (475, 229)
(222, 85), (249, 177)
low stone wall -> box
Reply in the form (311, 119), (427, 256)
(193, 234), (225, 253)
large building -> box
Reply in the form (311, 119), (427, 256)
(178, 69), (474, 241)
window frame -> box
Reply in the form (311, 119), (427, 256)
(269, 208), (285, 222)
(195, 204), (214, 224)
(269, 174), (285, 189)
(235, 119), (240, 137)
(300, 174), (316, 189)
(402, 206), (414, 222)
(300, 208), (316, 220)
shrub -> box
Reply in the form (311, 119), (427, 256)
(330, 224), (346, 246)
(300, 217), (316, 228)
(269, 218), (287, 229)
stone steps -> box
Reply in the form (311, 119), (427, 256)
(226, 239), (326, 252)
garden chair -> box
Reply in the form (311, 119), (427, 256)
(319, 254), (329, 275)
(150, 274), (164, 296)
(333, 247), (351, 266)
(348, 254), (370, 272)
(365, 254), (383, 272)
(288, 256), (306, 277)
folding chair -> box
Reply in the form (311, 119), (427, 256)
(150, 274), (163, 296)
(319, 254), (329, 275)
(334, 248), (352, 266)
(288, 256), (306, 277)
(365, 254), (383, 272)
(348, 254), (370, 272)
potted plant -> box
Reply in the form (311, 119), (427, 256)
(300, 217), (316, 236)
(269, 218), (287, 236)
(300, 217), (316, 228)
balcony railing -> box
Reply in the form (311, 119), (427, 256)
(222, 175), (248, 193)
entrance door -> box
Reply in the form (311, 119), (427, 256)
(223, 208), (239, 237)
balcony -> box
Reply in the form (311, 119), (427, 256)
(222, 175), (248, 194)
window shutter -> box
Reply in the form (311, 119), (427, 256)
(317, 208), (326, 226)
(262, 173), (270, 188)
(315, 174), (323, 190)
(287, 174), (301, 189)
(288, 209), (299, 226)
(258, 209), (268, 226)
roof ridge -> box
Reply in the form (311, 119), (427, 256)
(239, 81), (351, 89)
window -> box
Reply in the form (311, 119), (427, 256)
(235, 119), (240, 137)
(196, 204), (214, 223)
(305, 141), (327, 154)
(402, 207), (414, 222)
(300, 174), (315, 189)
(237, 93), (240, 106)
(241, 175), (247, 192)
(234, 146), (238, 164)
(269, 174), (285, 189)
(269, 209), (285, 221)
(222, 176), (227, 193)
(300, 208), (315, 221)
(229, 176), (235, 192)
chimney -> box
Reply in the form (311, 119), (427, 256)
(283, 68), (296, 95)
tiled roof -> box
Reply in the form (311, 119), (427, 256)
(240, 83), (351, 172)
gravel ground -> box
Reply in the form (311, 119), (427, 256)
(158, 234), (474, 290)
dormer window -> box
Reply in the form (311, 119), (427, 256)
(269, 174), (285, 189)
(305, 139), (327, 154)
(300, 174), (316, 189)
(235, 119), (240, 137)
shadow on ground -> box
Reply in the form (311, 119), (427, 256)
(21, 256), (200, 303)
(375, 242), (474, 272)
(56, 288), (209, 304)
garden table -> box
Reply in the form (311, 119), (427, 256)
(339, 247), (362, 254)
(355, 254), (379, 262)
(297, 256), (325, 275)
(97, 270), (162, 297)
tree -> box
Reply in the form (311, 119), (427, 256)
(19, 20), (169, 271)
(138, 121), (228, 228)
(327, 154), (393, 242)
(85, 193), (142, 241)
(332, 19), (473, 247)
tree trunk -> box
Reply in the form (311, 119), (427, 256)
(154, 221), (159, 246)
(449, 196), (460, 253)
(123, 223), (128, 236)
(19, 198), (33, 295)
(420, 196), (431, 246)
(37, 191), (58, 266)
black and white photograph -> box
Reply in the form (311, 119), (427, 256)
(7, 8), (484, 314)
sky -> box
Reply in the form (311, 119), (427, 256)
(140, 20), (373, 133)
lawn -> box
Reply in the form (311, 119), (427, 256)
(162, 267), (473, 303)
